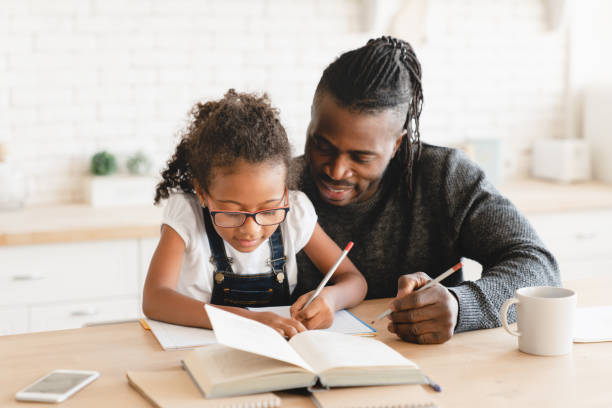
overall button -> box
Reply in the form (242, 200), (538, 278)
(276, 272), (285, 283)
(215, 273), (225, 284)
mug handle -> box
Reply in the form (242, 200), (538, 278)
(500, 297), (520, 336)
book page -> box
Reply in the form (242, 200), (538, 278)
(186, 344), (308, 382)
(289, 330), (417, 374)
(205, 305), (314, 372)
(248, 306), (376, 335)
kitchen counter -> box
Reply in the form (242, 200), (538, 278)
(2, 179), (612, 246)
(0, 205), (163, 246)
(499, 178), (612, 214)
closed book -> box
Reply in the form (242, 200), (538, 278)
(126, 368), (280, 408)
(311, 385), (437, 408)
(181, 305), (427, 398)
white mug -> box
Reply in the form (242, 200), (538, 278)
(500, 286), (577, 356)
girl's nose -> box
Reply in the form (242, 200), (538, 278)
(238, 216), (261, 236)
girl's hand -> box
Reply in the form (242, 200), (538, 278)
(290, 288), (336, 329)
(248, 311), (307, 339)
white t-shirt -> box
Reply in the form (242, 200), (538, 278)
(161, 190), (318, 303)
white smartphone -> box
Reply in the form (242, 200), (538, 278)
(15, 369), (99, 403)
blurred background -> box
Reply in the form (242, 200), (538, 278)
(0, 0), (609, 205)
(1, 0), (611, 334)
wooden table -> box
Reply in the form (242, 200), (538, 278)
(1, 276), (611, 408)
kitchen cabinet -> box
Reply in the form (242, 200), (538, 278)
(461, 180), (612, 282)
(462, 210), (612, 281)
(0, 205), (162, 335)
(0, 237), (158, 334)
(530, 209), (612, 281)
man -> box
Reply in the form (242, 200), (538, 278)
(291, 36), (560, 344)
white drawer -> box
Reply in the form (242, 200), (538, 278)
(0, 240), (139, 307)
(529, 210), (612, 260)
(0, 307), (28, 335)
(29, 298), (139, 332)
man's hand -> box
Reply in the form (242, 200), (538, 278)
(290, 288), (336, 330)
(387, 272), (459, 344)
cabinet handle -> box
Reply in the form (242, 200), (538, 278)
(70, 308), (100, 317)
(12, 274), (46, 281)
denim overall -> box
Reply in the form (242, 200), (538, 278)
(203, 207), (290, 307)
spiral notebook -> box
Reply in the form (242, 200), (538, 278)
(126, 368), (280, 408)
(311, 384), (438, 408)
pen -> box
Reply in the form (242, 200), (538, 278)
(372, 261), (463, 323)
(301, 241), (354, 310)
(426, 375), (442, 392)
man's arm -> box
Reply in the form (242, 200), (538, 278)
(389, 148), (560, 342)
(444, 149), (560, 332)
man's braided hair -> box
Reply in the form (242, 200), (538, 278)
(314, 36), (424, 189)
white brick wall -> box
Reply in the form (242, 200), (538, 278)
(0, 0), (567, 206)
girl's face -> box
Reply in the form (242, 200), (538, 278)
(195, 159), (288, 253)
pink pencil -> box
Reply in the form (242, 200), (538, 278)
(302, 242), (354, 310)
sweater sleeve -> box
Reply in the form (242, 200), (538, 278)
(441, 150), (561, 332)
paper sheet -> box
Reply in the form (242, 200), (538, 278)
(146, 319), (217, 350)
(574, 305), (612, 343)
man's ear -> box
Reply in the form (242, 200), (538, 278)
(392, 129), (407, 158)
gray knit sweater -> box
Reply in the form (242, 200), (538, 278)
(291, 143), (561, 332)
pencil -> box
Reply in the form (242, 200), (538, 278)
(371, 261), (463, 323)
(301, 241), (354, 310)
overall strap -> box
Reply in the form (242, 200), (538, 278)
(267, 227), (286, 273)
(202, 207), (233, 272)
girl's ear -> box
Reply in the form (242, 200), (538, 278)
(192, 179), (208, 207)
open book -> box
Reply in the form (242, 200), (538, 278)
(181, 305), (427, 398)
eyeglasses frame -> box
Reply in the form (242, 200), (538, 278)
(206, 187), (290, 228)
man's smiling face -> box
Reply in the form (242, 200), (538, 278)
(305, 92), (406, 206)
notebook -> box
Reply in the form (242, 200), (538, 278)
(146, 307), (375, 350)
(574, 305), (612, 343)
(145, 319), (217, 350)
(126, 368), (281, 408)
(181, 305), (426, 398)
(311, 385), (438, 408)
(248, 305), (376, 336)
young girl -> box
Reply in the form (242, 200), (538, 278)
(143, 89), (367, 338)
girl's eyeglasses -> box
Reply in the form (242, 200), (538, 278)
(206, 188), (290, 228)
